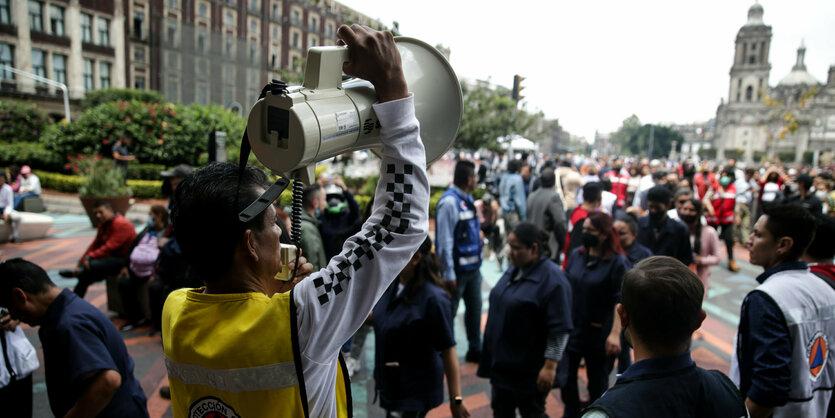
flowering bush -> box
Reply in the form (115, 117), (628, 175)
(40, 100), (246, 168)
(66, 154), (131, 197)
(0, 101), (50, 143)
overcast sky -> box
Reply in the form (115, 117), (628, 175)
(339, 0), (835, 142)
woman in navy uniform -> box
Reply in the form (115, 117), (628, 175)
(372, 237), (469, 418)
(561, 211), (630, 417)
(478, 223), (573, 417)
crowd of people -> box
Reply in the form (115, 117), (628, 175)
(2, 24), (835, 418)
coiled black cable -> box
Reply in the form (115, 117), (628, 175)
(290, 176), (304, 280)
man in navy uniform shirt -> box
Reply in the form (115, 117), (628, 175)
(0, 259), (149, 417)
(583, 256), (747, 417)
(637, 185), (693, 266)
(732, 204), (835, 418)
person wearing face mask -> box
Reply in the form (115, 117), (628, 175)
(786, 174), (823, 215)
(705, 168), (739, 272)
(679, 198), (720, 298)
(478, 222), (573, 418)
(560, 212), (630, 418)
(117, 205), (170, 331)
(299, 183), (328, 270)
(636, 186), (694, 266)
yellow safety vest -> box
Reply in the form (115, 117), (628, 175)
(162, 288), (351, 417)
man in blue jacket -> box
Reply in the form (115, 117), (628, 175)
(436, 160), (483, 362)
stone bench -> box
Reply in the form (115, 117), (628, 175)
(0, 212), (54, 243)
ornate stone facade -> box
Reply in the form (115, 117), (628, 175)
(715, 2), (835, 165)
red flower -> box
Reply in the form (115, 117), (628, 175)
(64, 163), (71, 170)
(102, 139), (110, 144)
(76, 153), (82, 159)
(67, 154), (73, 160)
(125, 116), (132, 122)
(96, 155), (102, 160)
(149, 108), (157, 116)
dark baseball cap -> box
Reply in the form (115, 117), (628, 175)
(160, 164), (194, 178)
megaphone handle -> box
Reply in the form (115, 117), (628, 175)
(290, 175), (304, 281)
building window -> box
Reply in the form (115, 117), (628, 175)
(326, 23), (333, 37)
(81, 13), (92, 42)
(248, 0), (258, 12)
(272, 3), (280, 20)
(291, 10), (299, 26)
(250, 18), (257, 33)
(0, 0), (9, 25)
(309, 36), (317, 47)
(28, 1), (43, 31)
(135, 76), (145, 89)
(271, 26), (278, 39)
(270, 52), (277, 68)
(49, 5), (64, 36)
(292, 32), (299, 48)
(225, 36), (234, 57)
(196, 58), (207, 76)
(166, 19), (178, 46)
(52, 53), (66, 85)
(748, 55), (755, 64)
(309, 17), (317, 32)
(197, 2), (208, 18)
(133, 11), (145, 39)
(134, 46), (145, 62)
(31, 49), (45, 78)
(0, 43), (13, 80)
(82, 58), (93, 90)
(167, 78), (179, 101)
(197, 29), (208, 52)
(167, 0), (178, 9)
(249, 43), (257, 63)
(197, 86), (207, 104)
(99, 61), (111, 88)
(745, 86), (753, 102)
(224, 10), (234, 26)
(97, 17), (110, 46)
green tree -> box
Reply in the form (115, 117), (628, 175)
(455, 81), (539, 151)
(612, 115), (683, 158)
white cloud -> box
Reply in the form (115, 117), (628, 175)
(340, 0), (835, 143)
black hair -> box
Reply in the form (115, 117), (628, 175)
(616, 213), (639, 235)
(806, 214), (835, 260)
(453, 161), (476, 189)
(647, 185), (673, 204)
(302, 184), (322, 209)
(512, 222), (549, 256)
(583, 182), (602, 204)
(796, 174), (813, 191)
(600, 178), (612, 192)
(539, 168), (556, 188)
(172, 162), (270, 282)
(507, 159), (521, 174)
(0, 259), (55, 306)
(622, 256), (704, 349)
(762, 204), (817, 261)
(685, 198), (704, 254)
(404, 236), (448, 303)
(674, 187), (693, 201)
(94, 200), (113, 209)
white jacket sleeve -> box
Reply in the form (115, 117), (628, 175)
(293, 95), (429, 362)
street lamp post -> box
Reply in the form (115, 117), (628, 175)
(0, 64), (71, 123)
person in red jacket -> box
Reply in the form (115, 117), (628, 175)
(706, 168), (739, 272)
(604, 159), (630, 209)
(60, 200), (137, 298)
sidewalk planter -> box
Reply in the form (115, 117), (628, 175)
(79, 196), (132, 227)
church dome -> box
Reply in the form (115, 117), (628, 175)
(778, 42), (821, 87)
(746, 2), (764, 26)
(778, 70), (820, 87)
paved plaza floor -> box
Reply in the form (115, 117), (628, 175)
(0, 211), (756, 417)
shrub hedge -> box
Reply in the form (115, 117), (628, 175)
(0, 142), (63, 172)
(0, 101), (50, 143)
(35, 170), (163, 198)
(81, 88), (165, 109)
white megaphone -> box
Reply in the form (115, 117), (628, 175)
(244, 37), (463, 185)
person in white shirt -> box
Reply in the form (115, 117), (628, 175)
(12, 165), (41, 210)
(0, 173), (21, 242)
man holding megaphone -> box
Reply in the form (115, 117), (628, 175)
(161, 25), (440, 418)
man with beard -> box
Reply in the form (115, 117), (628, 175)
(636, 186), (693, 266)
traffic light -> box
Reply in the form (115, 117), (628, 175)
(512, 74), (525, 101)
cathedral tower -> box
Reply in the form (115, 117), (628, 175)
(728, 2), (772, 104)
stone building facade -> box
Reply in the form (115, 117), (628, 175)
(715, 2), (835, 165)
(0, 0), (382, 118)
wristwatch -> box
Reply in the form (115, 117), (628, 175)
(454, 396), (463, 406)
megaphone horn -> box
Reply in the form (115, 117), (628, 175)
(244, 37), (464, 185)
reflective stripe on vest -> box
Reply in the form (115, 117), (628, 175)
(732, 269), (835, 418)
(165, 356), (299, 393)
(458, 255), (480, 266)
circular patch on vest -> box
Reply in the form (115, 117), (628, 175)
(807, 331), (828, 381)
(189, 396), (241, 418)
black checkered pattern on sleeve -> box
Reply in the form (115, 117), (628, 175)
(313, 164), (415, 306)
